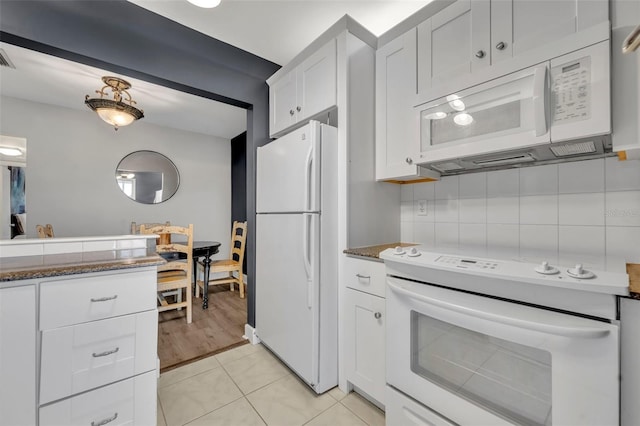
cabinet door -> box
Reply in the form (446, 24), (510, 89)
(491, 0), (609, 64)
(270, 71), (298, 136)
(376, 29), (420, 181)
(297, 38), (336, 123)
(0, 285), (36, 426)
(418, 0), (490, 94)
(344, 289), (385, 405)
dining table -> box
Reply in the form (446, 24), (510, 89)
(192, 240), (221, 309)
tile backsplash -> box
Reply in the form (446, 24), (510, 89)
(401, 157), (640, 272)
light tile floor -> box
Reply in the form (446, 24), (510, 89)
(157, 343), (385, 426)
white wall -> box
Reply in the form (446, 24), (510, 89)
(0, 96), (233, 258)
(401, 158), (640, 272)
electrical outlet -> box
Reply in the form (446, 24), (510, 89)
(417, 199), (428, 216)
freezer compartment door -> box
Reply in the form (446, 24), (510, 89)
(256, 212), (320, 387)
(257, 122), (320, 213)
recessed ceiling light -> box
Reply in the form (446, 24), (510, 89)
(423, 111), (447, 120)
(0, 147), (22, 156)
(453, 113), (474, 126)
(446, 94), (466, 112)
(187, 0), (221, 8)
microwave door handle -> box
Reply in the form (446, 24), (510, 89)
(388, 280), (610, 339)
(532, 65), (548, 137)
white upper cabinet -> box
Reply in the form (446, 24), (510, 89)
(418, 0), (490, 94)
(491, 0), (609, 64)
(376, 28), (440, 182)
(269, 39), (336, 137)
(418, 0), (608, 98)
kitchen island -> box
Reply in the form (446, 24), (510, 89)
(0, 235), (164, 426)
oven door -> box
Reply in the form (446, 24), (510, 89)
(386, 277), (619, 426)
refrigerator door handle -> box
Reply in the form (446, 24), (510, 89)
(302, 213), (313, 309)
(304, 144), (314, 211)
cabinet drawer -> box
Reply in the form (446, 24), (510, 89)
(40, 269), (157, 330)
(40, 310), (157, 405)
(39, 370), (156, 426)
(344, 256), (386, 298)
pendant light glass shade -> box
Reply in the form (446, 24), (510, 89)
(85, 76), (144, 130)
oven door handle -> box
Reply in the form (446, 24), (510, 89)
(388, 281), (610, 339)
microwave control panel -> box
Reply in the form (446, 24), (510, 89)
(551, 55), (591, 124)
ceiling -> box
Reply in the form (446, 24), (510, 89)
(0, 1), (429, 140)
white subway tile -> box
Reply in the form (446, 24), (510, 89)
(487, 224), (519, 254)
(435, 223), (459, 248)
(487, 197), (519, 224)
(459, 198), (487, 224)
(519, 225), (558, 263)
(434, 175), (459, 200)
(459, 173), (487, 199)
(414, 222), (435, 245)
(414, 181), (436, 201)
(43, 242), (84, 255)
(401, 184), (414, 202)
(519, 164), (558, 196)
(559, 193), (605, 226)
(434, 199), (459, 223)
(459, 224), (487, 248)
(401, 221), (415, 243)
(606, 226), (640, 270)
(558, 158), (605, 194)
(605, 156), (640, 192)
(558, 226), (605, 270)
(401, 201), (414, 222)
(605, 191), (640, 226)
(487, 169), (519, 197)
(520, 195), (558, 225)
(0, 243), (44, 258)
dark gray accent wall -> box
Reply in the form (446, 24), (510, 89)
(231, 132), (247, 274)
(0, 0), (280, 327)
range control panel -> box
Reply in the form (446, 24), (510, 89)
(435, 256), (498, 270)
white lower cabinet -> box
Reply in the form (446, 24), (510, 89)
(0, 284), (36, 426)
(344, 256), (386, 406)
(621, 297), (640, 426)
(39, 371), (157, 426)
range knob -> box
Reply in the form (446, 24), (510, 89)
(393, 246), (406, 255)
(534, 261), (559, 275)
(407, 247), (421, 257)
(567, 264), (596, 279)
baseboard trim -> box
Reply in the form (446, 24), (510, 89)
(243, 324), (261, 345)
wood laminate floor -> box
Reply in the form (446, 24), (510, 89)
(157, 286), (248, 373)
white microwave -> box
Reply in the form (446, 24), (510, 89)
(415, 41), (611, 174)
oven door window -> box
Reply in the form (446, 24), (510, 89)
(411, 311), (552, 425)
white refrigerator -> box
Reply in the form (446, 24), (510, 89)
(256, 120), (338, 394)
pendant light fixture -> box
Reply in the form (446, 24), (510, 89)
(186, 0), (221, 8)
(85, 76), (144, 131)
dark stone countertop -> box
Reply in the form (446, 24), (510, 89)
(0, 248), (165, 282)
(343, 242), (417, 260)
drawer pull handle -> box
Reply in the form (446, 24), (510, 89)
(355, 274), (370, 279)
(90, 295), (118, 302)
(91, 412), (118, 426)
(92, 347), (119, 358)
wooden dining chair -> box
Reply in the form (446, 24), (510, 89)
(140, 224), (194, 324)
(131, 221), (171, 244)
(36, 224), (55, 238)
(196, 221), (248, 299)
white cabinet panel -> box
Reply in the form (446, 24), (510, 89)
(39, 371), (156, 426)
(344, 288), (386, 405)
(40, 310), (157, 405)
(621, 298), (640, 426)
(40, 269), (156, 329)
(269, 38), (336, 136)
(0, 285), (36, 426)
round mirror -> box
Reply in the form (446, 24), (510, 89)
(116, 150), (180, 204)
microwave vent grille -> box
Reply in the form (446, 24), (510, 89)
(471, 153), (535, 167)
(432, 162), (464, 172)
(550, 141), (596, 157)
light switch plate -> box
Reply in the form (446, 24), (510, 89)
(417, 199), (428, 216)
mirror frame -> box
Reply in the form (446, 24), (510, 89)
(115, 150), (180, 204)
